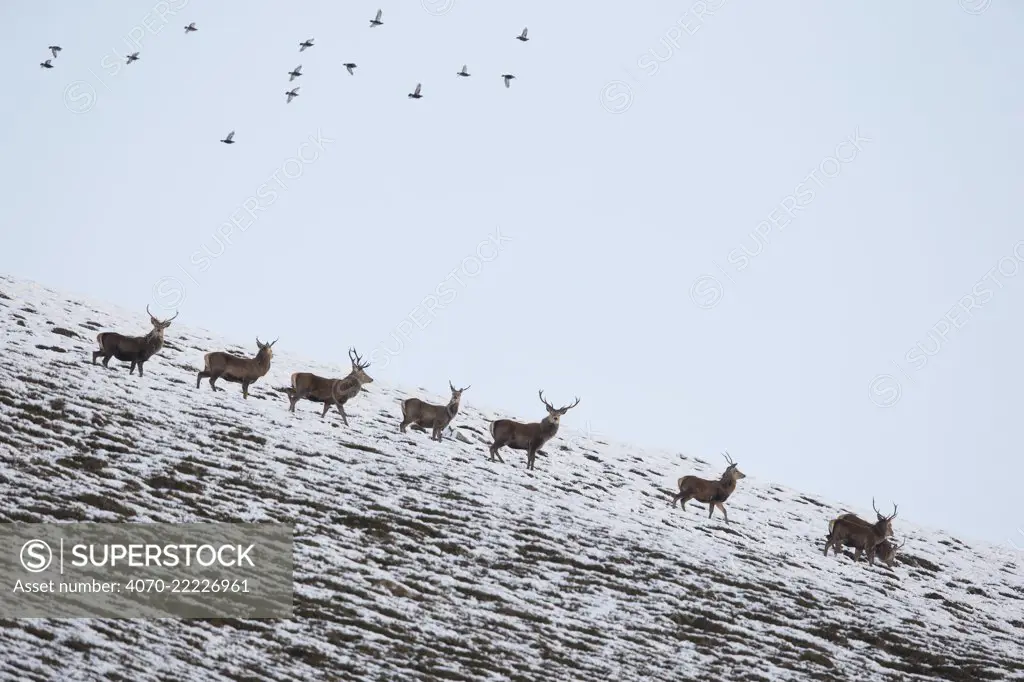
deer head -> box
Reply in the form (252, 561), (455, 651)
(538, 390), (580, 426)
(256, 336), (278, 358)
(872, 497), (898, 537)
(348, 347), (373, 384)
(448, 380), (470, 403)
(722, 450), (746, 480)
(146, 304), (178, 331)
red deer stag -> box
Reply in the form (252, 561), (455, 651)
(671, 451), (746, 524)
(823, 499), (898, 564)
(488, 390), (580, 470)
(399, 380), (470, 441)
(196, 337), (276, 399)
(92, 305), (178, 377)
(287, 348), (373, 425)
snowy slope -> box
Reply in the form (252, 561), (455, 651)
(0, 273), (1022, 682)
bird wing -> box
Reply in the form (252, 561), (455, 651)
(504, 76), (510, 87)
(522, 27), (528, 37)
(226, 131), (234, 141)
(375, 9), (382, 20)
(346, 64), (354, 74)
(461, 64), (467, 72)
(414, 83), (421, 95)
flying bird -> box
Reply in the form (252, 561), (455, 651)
(184, 22), (197, 33)
(369, 9), (383, 27)
(457, 64), (470, 77)
(220, 131), (235, 144)
(286, 87), (300, 103)
(48, 46), (62, 59)
(516, 27), (529, 42)
(343, 62), (357, 75)
(288, 64), (303, 81)
(40, 59), (53, 69)
(126, 52), (140, 64)
(502, 74), (516, 88)
(408, 83), (422, 99)
(299, 38), (314, 52)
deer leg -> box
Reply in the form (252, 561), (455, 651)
(102, 355), (111, 367)
(337, 403), (349, 426)
(209, 374), (221, 391)
(717, 503), (729, 524)
(196, 371), (206, 388)
(488, 443), (504, 463)
(289, 388), (307, 413)
(708, 503), (716, 519)
(242, 380), (250, 399)
(129, 361), (137, 375)
(399, 418), (409, 432)
(91, 350), (102, 365)
(137, 362), (144, 377)
(321, 400), (331, 419)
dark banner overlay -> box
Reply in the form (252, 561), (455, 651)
(1, 523), (293, 618)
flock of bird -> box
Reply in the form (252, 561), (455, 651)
(39, 12), (531, 147)
(38, 44), (61, 69)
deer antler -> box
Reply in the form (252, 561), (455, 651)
(461, 384), (471, 392)
(872, 497), (881, 516)
(560, 396), (581, 412)
(270, 337), (279, 347)
(349, 347), (368, 368)
(146, 304), (155, 320)
(449, 380), (456, 392)
(722, 450), (735, 466)
(538, 390), (555, 411)
(256, 336), (263, 347)
(888, 502), (898, 521)
(166, 310), (179, 322)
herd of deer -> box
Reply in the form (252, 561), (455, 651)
(86, 307), (906, 568)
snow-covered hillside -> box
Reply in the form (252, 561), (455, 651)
(0, 273), (1022, 682)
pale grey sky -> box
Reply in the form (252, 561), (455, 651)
(2, 1), (1022, 547)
